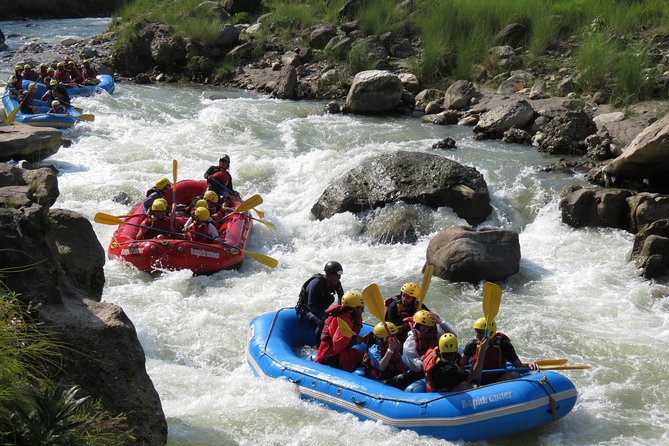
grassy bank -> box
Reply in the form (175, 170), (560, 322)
(111, 0), (669, 105)
(0, 0), (125, 19)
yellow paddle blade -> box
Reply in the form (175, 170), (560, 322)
(362, 283), (385, 322)
(235, 194), (263, 213)
(336, 317), (355, 338)
(418, 264), (434, 309)
(540, 364), (591, 371)
(482, 282), (502, 329)
(172, 159), (178, 186)
(253, 208), (265, 219)
(257, 218), (276, 229)
(76, 113), (95, 121)
(528, 359), (569, 367)
(94, 212), (125, 225)
(5, 102), (21, 125)
(242, 250), (278, 268)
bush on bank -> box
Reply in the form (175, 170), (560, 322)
(110, 0), (669, 106)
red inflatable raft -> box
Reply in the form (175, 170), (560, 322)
(107, 180), (252, 274)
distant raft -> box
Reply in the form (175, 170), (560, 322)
(107, 180), (253, 274)
(247, 308), (578, 442)
(2, 95), (90, 129)
(21, 74), (115, 98)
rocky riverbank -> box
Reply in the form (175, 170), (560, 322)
(0, 163), (167, 445)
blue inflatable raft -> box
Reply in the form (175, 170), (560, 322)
(247, 308), (578, 442)
(21, 74), (115, 98)
(2, 95), (89, 129)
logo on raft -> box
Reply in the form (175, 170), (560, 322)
(461, 391), (513, 410)
(190, 248), (220, 259)
(121, 247), (144, 255)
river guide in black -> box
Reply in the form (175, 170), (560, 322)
(295, 261), (344, 345)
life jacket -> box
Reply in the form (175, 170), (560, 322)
(405, 318), (439, 358)
(187, 221), (212, 243)
(145, 187), (164, 198)
(83, 65), (97, 80)
(55, 69), (73, 84)
(316, 306), (362, 363)
(296, 274), (336, 312)
(423, 348), (465, 392)
(362, 341), (405, 379)
(18, 89), (34, 106)
(470, 332), (511, 384)
(143, 216), (172, 239)
(208, 169), (232, 190)
(23, 69), (39, 81)
(422, 347), (441, 392)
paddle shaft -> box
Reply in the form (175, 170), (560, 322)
(209, 177), (268, 223)
(481, 365), (590, 373)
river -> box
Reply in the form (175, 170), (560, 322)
(2, 18), (668, 446)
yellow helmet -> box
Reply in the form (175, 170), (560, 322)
(204, 190), (219, 203)
(195, 199), (208, 209)
(14, 64), (22, 71)
(439, 333), (458, 354)
(400, 282), (420, 298)
(50, 79), (58, 86)
(39, 63), (47, 68)
(341, 291), (363, 308)
(67, 60), (75, 66)
(83, 59), (90, 65)
(57, 62), (65, 68)
(155, 178), (170, 190)
(195, 207), (210, 222)
(47, 67), (55, 73)
(24, 64), (32, 70)
(413, 310), (435, 327)
(473, 317), (496, 336)
(28, 83), (37, 90)
(373, 322), (398, 339)
(151, 199), (167, 211)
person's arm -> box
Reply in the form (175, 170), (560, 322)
(207, 223), (220, 241)
(468, 338), (490, 382)
(431, 312), (457, 336)
(136, 220), (148, 240)
(378, 336), (401, 372)
(204, 166), (215, 179)
(402, 331), (423, 372)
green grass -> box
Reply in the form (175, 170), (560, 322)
(108, 0), (669, 104)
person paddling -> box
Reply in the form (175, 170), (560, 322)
(142, 178), (172, 214)
(462, 317), (538, 385)
(295, 261), (345, 344)
(423, 333), (484, 392)
(315, 291), (366, 372)
(204, 154), (237, 199)
(384, 282), (430, 343)
(136, 199), (174, 240)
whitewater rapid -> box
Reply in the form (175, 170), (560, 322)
(3, 18), (669, 446)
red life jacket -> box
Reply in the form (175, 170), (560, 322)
(362, 340), (405, 379)
(187, 221), (212, 243)
(405, 319), (439, 358)
(143, 216), (172, 239)
(470, 332), (510, 384)
(316, 305), (362, 362)
(422, 347), (441, 392)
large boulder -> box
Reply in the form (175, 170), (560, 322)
(311, 151), (492, 225)
(344, 70), (403, 114)
(272, 66), (298, 99)
(112, 21), (186, 75)
(426, 226), (521, 284)
(627, 192), (669, 233)
(0, 165), (167, 445)
(473, 99), (535, 139)
(559, 186), (633, 230)
(309, 25), (338, 49)
(603, 114), (669, 192)
(443, 80), (479, 110)
(0, 124), (65, 162)
(536, 111), (598, 155)
(631, 219), (669, 281)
